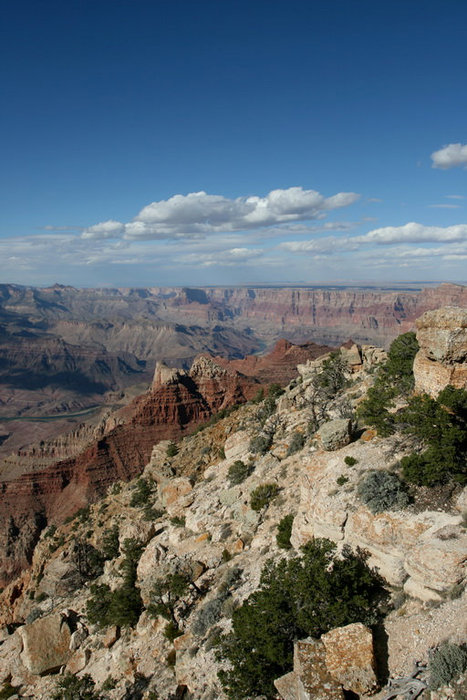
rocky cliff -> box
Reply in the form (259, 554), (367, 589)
(0, 339), (332, 587)
(0, 304), (466, 699)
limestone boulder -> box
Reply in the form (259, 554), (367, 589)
(19, 612), (73, 674)
(321, 623), (377, 694)
(414, 306), (467, 396)
(319, 419), (352, 451)
(404, 528), (467, 594)
(223, 430), (251, 461)
(159, 477), (194, 515)
(275, 638), (344, 700)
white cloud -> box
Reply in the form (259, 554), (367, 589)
(428, 204), (461, 209)
(82, 220), (125, 239)
(81, 187), (360, 241)
(445, 195), (465, 200)
(359, 222), (467, 244)
(431, 143), (467, 169)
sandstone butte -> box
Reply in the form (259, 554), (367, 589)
(0, 339), (332, 586)
(0, 306), (465, 698)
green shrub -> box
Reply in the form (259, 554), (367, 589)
(216, 539), (386, 699)
(357, 470), (409, 513)
(268, 383), (284, 398)
(256, 396), (277, 425)
(86, 539), (143, 628)
(276, 514), (294, 549)
(147, 571), (190, 626)
(357, 332), (419, 436)
(249, 434), (272, 455)
(101, 525), (120, 560)
(130, 477), (153, 507)
(0, 683), (17, 700)
(344, 456), (358, 466)
(336, 475), (349, 486)
(228, 460), (253, 485)
(164, 621), (183, 642)
(166, 442), (179, 457)
(286, 432), (305, 456)
(250, 483), (280, 511)
(429, 642), (467, 689)
(399, 389), (467, 486)
(170, 515), (186, 527)
(52, 673), (101, 700)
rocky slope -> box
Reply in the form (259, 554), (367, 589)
(0, 307), (465, 699)
(0, 339), (333, 588)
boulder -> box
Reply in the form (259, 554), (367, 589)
(321, 623), (377, 694)
(223, 430), (251, 461)
(19, 612), (72, 674)
(275, 638), (344, 700)
(414, 307), (467, 396)
(319, 419), (352, 451)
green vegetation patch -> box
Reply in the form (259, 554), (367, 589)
(216, 538), (386, 699)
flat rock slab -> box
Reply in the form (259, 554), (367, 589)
(19, 612), (72, 675)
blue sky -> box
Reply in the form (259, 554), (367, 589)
(1, 0), (466, 287)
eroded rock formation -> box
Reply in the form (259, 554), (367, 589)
(413, 306), (467, 397)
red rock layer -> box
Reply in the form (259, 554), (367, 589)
(213, 338), (334, 385)
(0, 358), (260, 585)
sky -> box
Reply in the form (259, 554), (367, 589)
(1, 0), (467, 288)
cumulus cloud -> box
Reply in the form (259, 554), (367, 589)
(431, 143), (467, 169)
(81, 187), (360, 241)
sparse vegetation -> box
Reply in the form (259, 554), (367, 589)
(52, 673), (101, 700)
(399, 386), (467, 486)
(147, 571), (191, 626)
(358, 331), (419, 436)
(216, 539), (386, 699)
(249, 433), (272, 454)
(166, 442), (179, 457)
(130, 477), (154, 507)
(170, 515), (186, 527)
(336, 475), (349, 486)
(357, 470), (410, 513)
(0, 684), (17, 700)
(286, 431), (305, 456)
(86, 539), (143, 628)
(101, 525), (120, 560)
(429, 642), (467, 690)
(344, 455), (358, 466)
(250, 483), (280, 511)
(228, 460), (253, 485)
(276, 514), (294, 549)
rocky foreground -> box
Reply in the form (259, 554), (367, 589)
(0, 306), (466, 699)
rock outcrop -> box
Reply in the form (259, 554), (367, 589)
(414, 306), (467, 397)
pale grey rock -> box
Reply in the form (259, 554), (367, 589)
(319, 419), (352, 451)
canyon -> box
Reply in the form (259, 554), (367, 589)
(0, 304), (465, 699)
